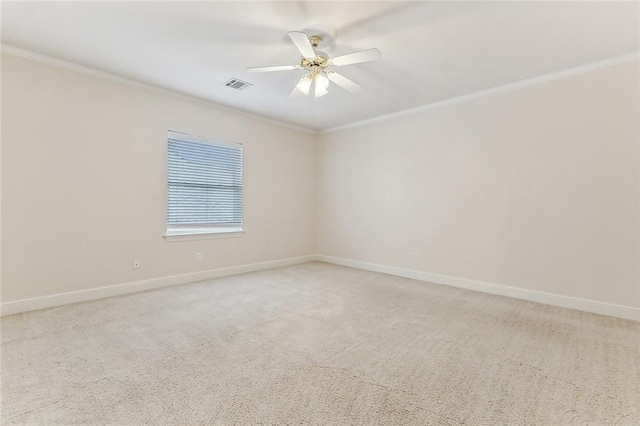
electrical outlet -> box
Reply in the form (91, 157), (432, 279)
(196, 252), (202, 262)
(411, 253), (418, 261)
(133, 259), (141, 269)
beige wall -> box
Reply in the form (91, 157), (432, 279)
(3, 53), (637, 311)
(317, 61), (639, 308)
(1, 53), (316, 302)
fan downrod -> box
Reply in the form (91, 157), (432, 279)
(309, 35), (323, 48)
(300, 35), (328, 70)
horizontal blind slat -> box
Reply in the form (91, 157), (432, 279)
(167, 135), (243, 227)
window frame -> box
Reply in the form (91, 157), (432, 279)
(164, 130), (244, 242)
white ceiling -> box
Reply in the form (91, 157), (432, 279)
(2, 1), (638, 132)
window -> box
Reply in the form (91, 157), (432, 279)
(166, 131), (243, 237)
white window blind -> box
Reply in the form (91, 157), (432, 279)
(166, 131), (243, 236)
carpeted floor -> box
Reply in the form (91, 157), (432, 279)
(2, 262), (639, 425)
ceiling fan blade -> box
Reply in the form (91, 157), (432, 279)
(290, 76), (305, 97)
(287, 31), (316, 59)
(290, 87), (306, 98)
(331, 48), (382, 67)
(327, 72), (362, 93)
(246, 65), (299, 73)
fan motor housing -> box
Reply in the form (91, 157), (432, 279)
(301, 52), (330, 70)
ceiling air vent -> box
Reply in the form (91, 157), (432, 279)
(224, 78), (253, 91)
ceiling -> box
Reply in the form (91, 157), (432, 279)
(2, 1), (638, 132)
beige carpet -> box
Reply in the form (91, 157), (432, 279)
(2, 262), (638, 425)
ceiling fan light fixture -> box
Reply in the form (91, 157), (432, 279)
(314, 73), (329, 97)
(296, 74), (313, 95)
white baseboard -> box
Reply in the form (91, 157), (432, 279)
(4, 254), (637, 321)
(0, 255), (316, 316)
(315, 255), (639, 322)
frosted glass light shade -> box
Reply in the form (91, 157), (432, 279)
(296, 75), (312, 95)
(315, 74), (329, 97)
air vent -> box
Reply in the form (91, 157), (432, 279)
(224, 78), (253, 91)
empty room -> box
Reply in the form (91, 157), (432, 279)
(1, 1), (638, 424)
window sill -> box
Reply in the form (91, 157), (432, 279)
(163, 229), (245, 242)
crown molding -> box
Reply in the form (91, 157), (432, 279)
(3, 44), (637, 136)
(0, 44), (318, 135)
(320, 51), (640, 135)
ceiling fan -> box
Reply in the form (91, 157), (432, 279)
(246, 31), (382, 97)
